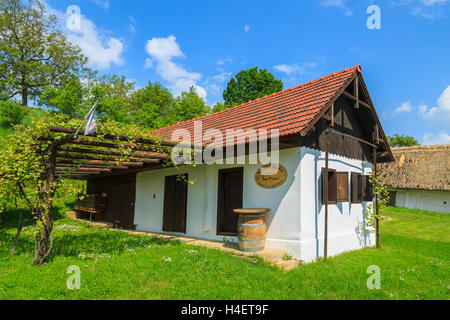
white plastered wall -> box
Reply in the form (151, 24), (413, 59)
(298, 147), (375, 262)
(134, 148), (302, 245)
(395, 189), (450, 214)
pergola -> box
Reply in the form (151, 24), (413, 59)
(45, 126), (180, 180)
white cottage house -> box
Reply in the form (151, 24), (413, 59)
(378, 144), (450, 214)
(83, 65), (394, 262)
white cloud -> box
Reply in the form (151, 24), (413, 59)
(213, 72), (232, 83)
(420, 0), (448, 6)
(90, 0), (110, 10)
(422, 132), (450, 145)
(274, 64), (303, 75)
(67, 19), (123, 69)
(349, 46), (370, 58)
(417, 85), (450, 125)
(396, 0), (449, 19)
(144, 58), (153, 69)
(217, 57), (233, 65)
(44, 2), (124, 70)
(128, 16), (137, 33)
(319, 0), (346, 7)
(244, 25), (250, 32)
(274, 62), (317, 75)
(318, 0), (353, 16)
(208, 84), (222, 96)
(145, 35), (206, 100)
(394, 102), (413, 115)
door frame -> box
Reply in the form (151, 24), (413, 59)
(216, 167), (243, 236)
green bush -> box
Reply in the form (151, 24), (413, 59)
(0, 100), (28, 127)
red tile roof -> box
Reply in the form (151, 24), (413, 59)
(153, 65), (361, 144)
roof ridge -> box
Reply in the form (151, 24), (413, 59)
(392, 144), (450, 151)
(153, 65), (360, 134)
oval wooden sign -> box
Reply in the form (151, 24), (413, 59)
(255, 164), (288, 189)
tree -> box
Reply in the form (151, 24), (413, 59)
(223, 67), (283, 108)
(130, 81), (176, 129)
(0, 99), (28, 127)
(0, 0), (90, 106)
(38, 79), (87, 117)
(211, 101), (226, 114)
(387, 134), (419, 147)
(38, 75), (135, 122)
(174, 87), (210, 122)
(91, 75), (135, 123)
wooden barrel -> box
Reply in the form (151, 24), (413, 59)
(234, 208), (270, 252)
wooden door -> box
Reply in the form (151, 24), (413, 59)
(163, 175), (188, 233)
(117, 177), (136, 229)
(217, 167), (243, 235)
(119, 179), (136, 229)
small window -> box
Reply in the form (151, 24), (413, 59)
(362, 175), (373, 202)
(322, 168), (337, 204)
(337, 172), (349, 202)
(351, 172), (362, 203)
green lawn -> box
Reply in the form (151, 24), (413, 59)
(0, 203), (448, 300)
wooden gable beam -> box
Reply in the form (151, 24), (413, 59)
(301, 72), (357, 136)
(321, 103), (335, 126)
(372, 124), (383, 145)
(342, 90), (371, 109)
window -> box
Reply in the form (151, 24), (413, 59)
(337, 172), (349, 202)
(322, 168), (337, 204)
(351, 173), (373, 203)
(362, 175), (373, 202)
(351, 172), (362, 203)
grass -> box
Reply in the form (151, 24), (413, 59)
(0, 204), (448, 300)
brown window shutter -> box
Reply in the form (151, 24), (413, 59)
(337, 172), (349, 202)
(322, 168), (337, 204)
(351, 172), (362, 203)
(362, 175), (373, 202)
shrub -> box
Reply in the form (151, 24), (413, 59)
(0, 100), (28, 127)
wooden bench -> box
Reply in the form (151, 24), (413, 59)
(74, 194), (107, 221)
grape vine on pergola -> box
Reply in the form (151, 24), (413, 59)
(1, 118), (192, 265)
(46, 126), (179, 179)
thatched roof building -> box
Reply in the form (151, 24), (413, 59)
(378, 144), (450, 192)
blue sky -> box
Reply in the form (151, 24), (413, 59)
(44, 0), (450, 145)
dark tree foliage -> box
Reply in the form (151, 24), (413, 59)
(174, 87), (210, 123)
(129, 81), (176, 129)
(0, 99), (27, 127)
(0, 0), (90, 106)
(387, 134), (420, 147)
(223, 67), (283, 108)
